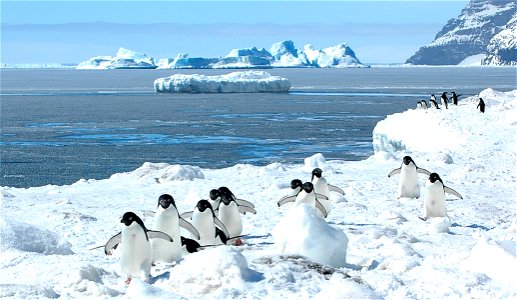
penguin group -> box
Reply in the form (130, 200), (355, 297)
(416, 92), (485, 113)
(388, 155), (463, 221)
(101, 187), (256, 284)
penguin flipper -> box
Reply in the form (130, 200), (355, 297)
(416, 168), (432, 176)
(215, 227), (229, 244)
(213, 216), (230, 240)
(180, 211), (193, 219)
(236, 198), (255, 208)
(444, 186), (463, 199)
(238, 205), (257, 215)
(143, 210), (156, 218)
(104, 232), (122, 255)
(147, 230), (173, 242)
(277, 195), (296, 207)
(328, 184), (345, 195)
(179, 217), (201, 240)
(315, 193), (329, 201)
(181, 236), (201, 253)
(388, 168), (401, 177)
(315, 200), (328, 218)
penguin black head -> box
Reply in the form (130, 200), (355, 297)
(312, 168), (323, 179)
(402, 156), (414, 166)
(121, 211), (145, 228)
(290, 179), (303, 189)
(196, 199), (213, 213)
(209, 189), (220, 200)
(157, 194), (176, 209)
(428, 173), (443, 184)
(302, 182), (314, 193)
(217, 187), (236, 205)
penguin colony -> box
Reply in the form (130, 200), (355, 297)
(101, 92), (477, 284)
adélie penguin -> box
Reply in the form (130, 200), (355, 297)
(277, 182), (329, 218)
(311, 168), (344, 214)
(441, 92), (449, 109)
(181, 200), (230, 246)
(420, 173), (463, 221)
(149, 194), (200, 263)
(388, 156), (431, 199)
(104, 212), (173, 284)
(213, 187), (257, 245)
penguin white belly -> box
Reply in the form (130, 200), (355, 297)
(218, 202), (242, 238)
(121, 225), (152, 280)
(313, 178), (332, 212)
(424, 183), (446, 219)
(295, 191), (315, 207)
(398, 168), (420, 198)
(192, 211), (215, 246)
(152, 211), (182, 263)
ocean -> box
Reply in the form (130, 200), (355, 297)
(1, 67), (515, 188)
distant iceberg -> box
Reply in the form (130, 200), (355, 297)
(154, 71), (291, 93)
(77, 48), (157, 69)
(78, 41), (366, 70)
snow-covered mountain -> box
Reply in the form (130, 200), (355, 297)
(406, 0), (516, 66)
(78, 41), (366, 70)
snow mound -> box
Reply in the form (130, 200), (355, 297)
(0, 217), (73, 255)
(154, 71), (291, 93)
(464, 237), (516, 285)
(113, 162), (205, 182)
(302, 153), (332, 173)
(168, 246), (263, 297)
(272, 204), (348, 268)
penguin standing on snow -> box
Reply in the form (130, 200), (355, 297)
(311, 168), (344, 215)
(477, 98), (485, 113)
(420, 100), (428, 110)
(429, 94), (440, 109)
(451, 91), (461, 105)
(149, 194), (200, 263)
(440, 92), (449, 109)
(181, 200), (230, 246)
(213, 187), (256, 245)
(420, 173), (463, 221)
(388, 156), (431, 199)
(277, 182), (328, 218)
(104, 212), (173, 284)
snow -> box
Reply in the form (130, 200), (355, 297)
(458, 54), (485, 66)
(153, 71), (291, 93)
(77, 48), (157, 69)
(1, 88), (516, 299)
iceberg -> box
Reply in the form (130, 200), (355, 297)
(154, 70), (291, 93)
(77, 48), (157, 69)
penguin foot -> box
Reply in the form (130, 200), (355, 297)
(125, 278), (132, 284)
(234, 238), (243, 246)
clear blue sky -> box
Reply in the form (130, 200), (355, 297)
(1, 1), (468, 64)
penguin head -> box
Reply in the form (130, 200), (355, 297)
(196, 200), (213, 213)
(312, 168), (323, 179)
(290, 179), (303, 190)
(429, 173), (443, 184)
(157, 194), (176, 209)
(302, 182), (314, 193)
(217, 187), (236, 205)
(121, 211), (145, 228)
(402, 156), (414, 166)
(209, 189), (220, 200)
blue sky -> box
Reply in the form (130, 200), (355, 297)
(1, 1), (468, 64)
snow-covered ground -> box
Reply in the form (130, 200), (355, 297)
(154, 71), (291, 93)
(1, 88), (515, 299)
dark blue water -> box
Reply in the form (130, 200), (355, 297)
(1, 67), (515, 187)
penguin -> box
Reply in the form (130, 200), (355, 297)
(440, 92), (449, 109)
(430, 99), (440, 109)
(311, 168), (344, 214)
(420, 173), (463, 221)
(150, 194), (200, 263)
(277, 182), (328, 218)
(420, 100), (428, 110)
(181, 200), (230, 246)
(388, 156), (431, 199)
(451, 91), (461, 105)
(477, 98), (485, 113)
(416, 101), (422, 109)
(210, 187), (256, 215)
(104, 212), (173, 284)
(215, 187), (257, 245)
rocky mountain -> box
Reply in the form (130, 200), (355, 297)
(406, 0), (516, 65)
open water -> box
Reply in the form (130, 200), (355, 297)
(1, 67), (515, 187)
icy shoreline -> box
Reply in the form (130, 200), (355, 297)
(1, 88), (515, 299)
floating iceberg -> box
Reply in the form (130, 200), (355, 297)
(154, 71), (291, 93)
(77, 48), (157, 69)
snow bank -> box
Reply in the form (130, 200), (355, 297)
(0, 217), (73, 255)
(154, 71), (291, 93)
(110, 162), (205, 182)
(272, 204), (348, 268)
